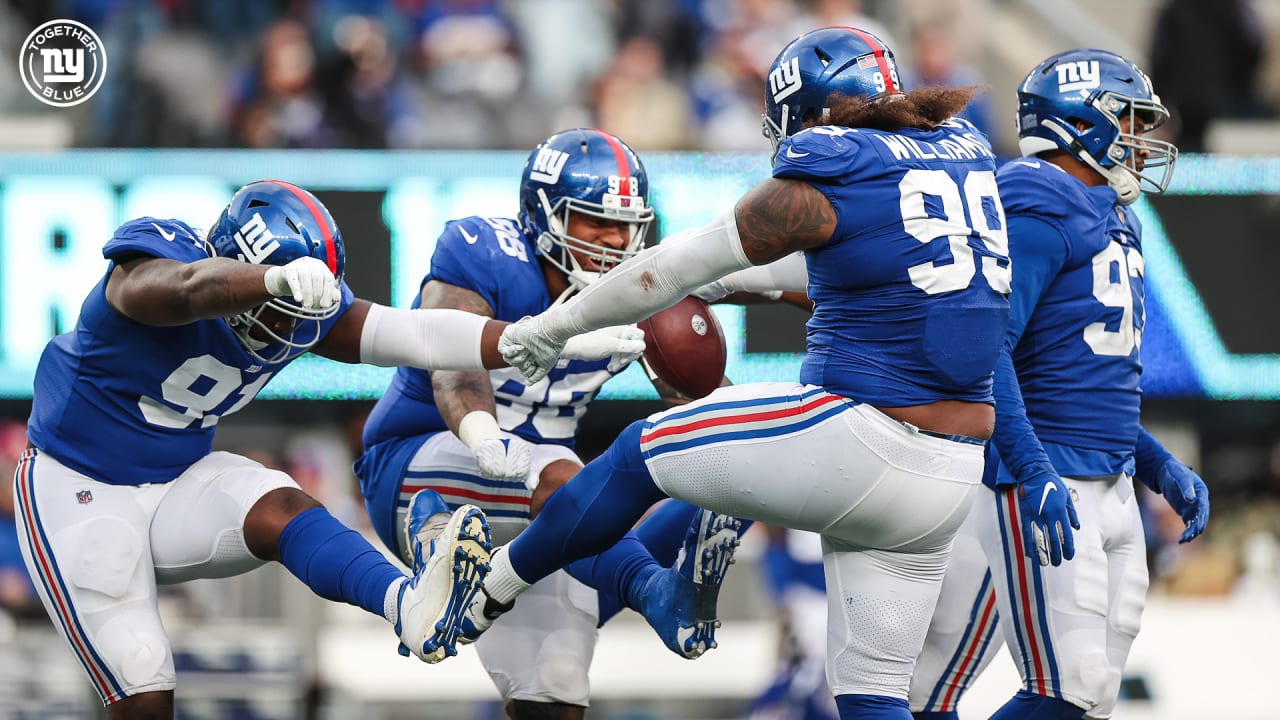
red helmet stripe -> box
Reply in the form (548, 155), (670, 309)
(841, 26), (898, 94)
(267, 179), (339, 275)
(591, 128), (632, 194)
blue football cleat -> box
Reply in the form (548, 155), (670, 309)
(644, 509), (742, 659)
(394, 503), (491, 663)
(401, 488), (452, 572)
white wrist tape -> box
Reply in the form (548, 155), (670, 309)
(542, 211), (752, 341)
(359, 304), (486, 370)
(458, 411), (503, 450)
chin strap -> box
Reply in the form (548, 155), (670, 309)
(1077, 150), (1141, 205)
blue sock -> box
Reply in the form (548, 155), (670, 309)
(912, 712), (958, 720)
(989, 691), (1083, 720)
(277, 506), (405, 619)
(582, 499), (702, 626)
(834, 694), (911, 720)
(507, 420), (666, 585)
(567, 532), (662, 625)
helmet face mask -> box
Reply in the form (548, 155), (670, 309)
(1016, 49), (1178, 204)
(761, 26), (904, 156)
(207, 180), (346, 363)
(519, 129), (654, 290)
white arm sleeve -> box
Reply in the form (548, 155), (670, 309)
(359, 304), (487, 370)
(692, 251), (809, 301)
(541, 211), (752, 342)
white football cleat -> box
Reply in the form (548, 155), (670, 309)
(395, 504), (491, 663)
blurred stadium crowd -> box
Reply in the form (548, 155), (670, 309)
(0, 0), (1003, 152)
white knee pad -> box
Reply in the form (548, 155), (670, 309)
(69, 517), (144, 599)
(98, 609), (174, 689)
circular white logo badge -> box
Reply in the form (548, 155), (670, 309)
(19, 19), (107, 108)
(690, 314), (708, 336)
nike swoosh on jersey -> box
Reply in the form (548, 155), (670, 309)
(785, 147), (810, 159)
(151, 223), (177, 242)
(460, 227), (480, 244)
(1038, 482), (1057, 514)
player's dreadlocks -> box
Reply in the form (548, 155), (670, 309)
(820, 86), (987, 133)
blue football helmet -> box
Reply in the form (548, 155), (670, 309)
(518, 128), (654, 290)
(762, 26), (904, 155)
(1017, 49), (1177, 205)
(207, 180), (346, 363)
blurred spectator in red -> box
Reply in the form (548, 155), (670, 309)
(0, 420), (39, 619)
(1150, 0), (1272, 152)
(903, 21), (996, 145)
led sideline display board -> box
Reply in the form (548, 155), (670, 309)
(0, 151), (1274, 400)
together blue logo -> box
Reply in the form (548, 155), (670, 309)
(19, 19), (107, 107)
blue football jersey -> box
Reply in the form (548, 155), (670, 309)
(990, 159), (1146, 480)
(775, 119), (1011, 406)
(361, 216), (621, 451)
(27, 217), (355, 486)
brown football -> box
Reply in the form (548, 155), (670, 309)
(636, 296), (727, 399)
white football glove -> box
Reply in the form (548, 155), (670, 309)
(565, 324), (646, 373)
(263, 256), (340, 312)
(458, 411), (532, 485)
(498, 315), (564, 384)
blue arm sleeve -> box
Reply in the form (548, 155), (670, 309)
(1133, 426), (1177, 492)
(991, 215), (1070, 485)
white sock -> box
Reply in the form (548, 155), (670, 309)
(383, 576), (407, 624)
(483, 547), (532, 604)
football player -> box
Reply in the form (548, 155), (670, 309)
(907, 50), (1209, 720)
(354, 128), (746, 719)
(451, 27), (1013, 720)
(12, 180), (642, 719)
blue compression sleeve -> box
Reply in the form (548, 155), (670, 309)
(990, 215), (1069, 486)
(1132, 426), (1177, 491)
(834, 694), (911, 719)
(277, 506), (404, 619)
(989, 691), (1084, 720)
(576, 499), (701, 626)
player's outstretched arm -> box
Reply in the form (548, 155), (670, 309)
(312, 298), (510, 369)
(1134, 427), (1210, 543)
(106, 255), (282, 325)
(499, 178), (835, 382)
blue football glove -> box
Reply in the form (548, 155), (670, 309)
(1017, 471), (1080, 566)
(1152, 461), (1210, 543)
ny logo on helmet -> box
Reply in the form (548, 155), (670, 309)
(529, 147), (570, 184)
(769, 57), (802, 103)
(233, 212), (279, 264)
(1056, 60), (1100, 93)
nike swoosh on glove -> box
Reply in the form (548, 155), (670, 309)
(1017, 471), (1080, 566)
(1153, 461), (1210, 543)
(498, 315), (564, 384)
(471, 435), (533, 485)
